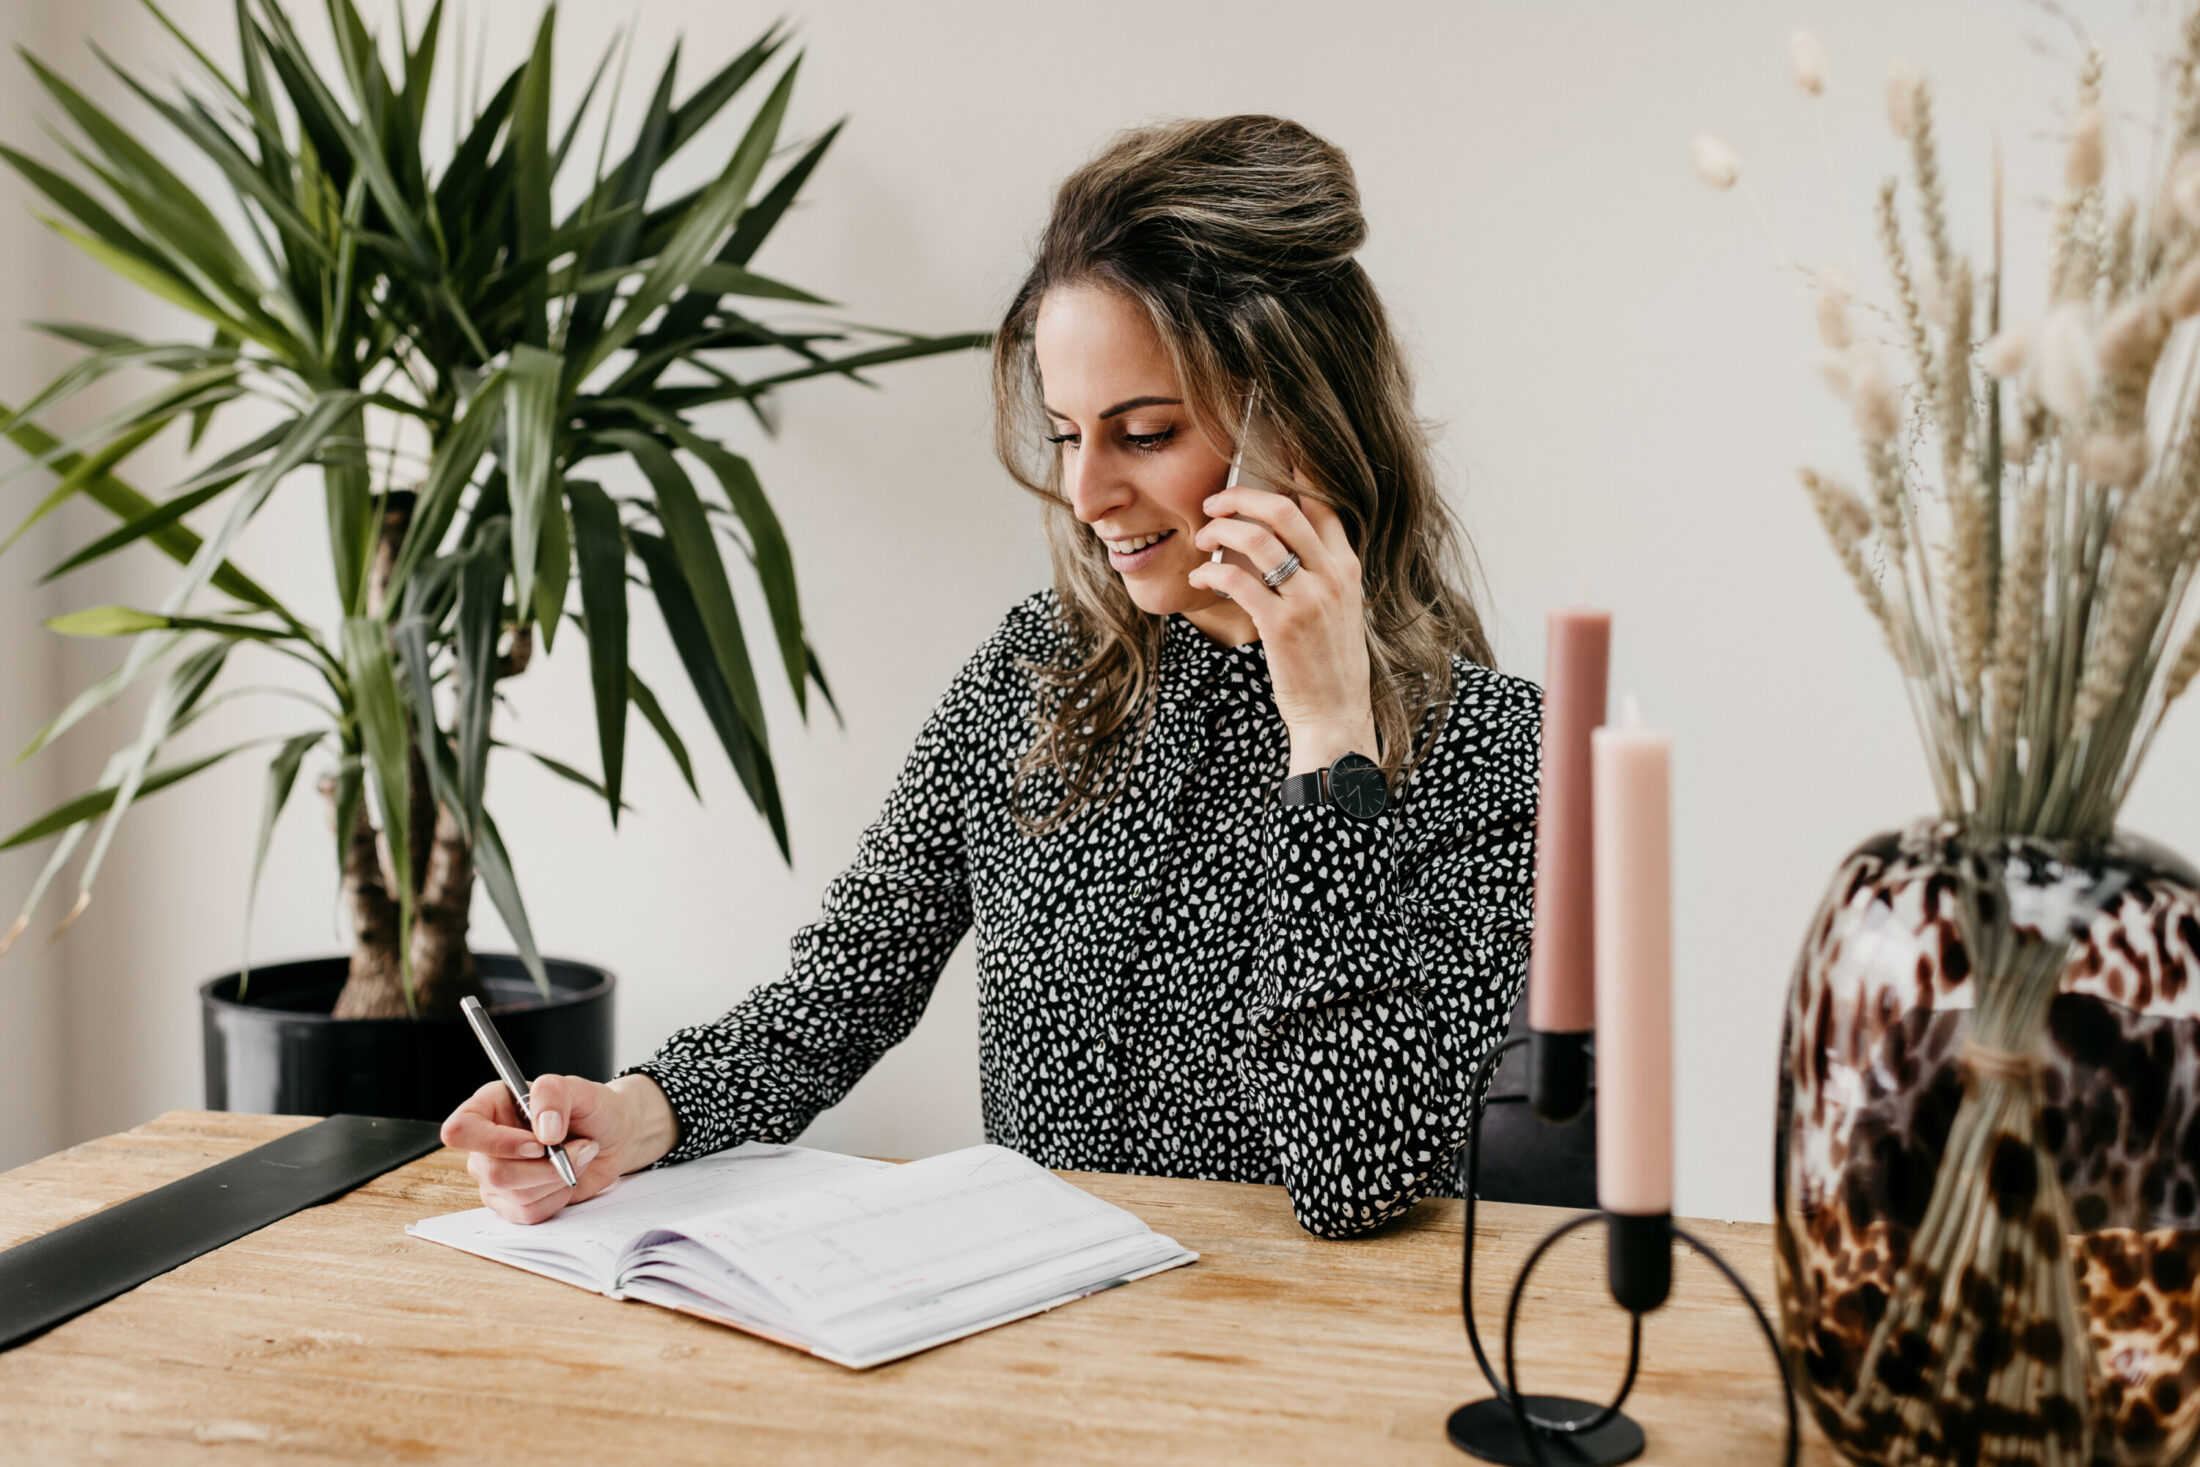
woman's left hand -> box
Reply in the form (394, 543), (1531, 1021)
(1188, 474), (1378, 776)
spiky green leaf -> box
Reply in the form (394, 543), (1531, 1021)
(603, 430), (766, 748)
(240, 729), (325, 994)
(504, 344), (561, 622)
(571, 59), (799, 389)
(0, 741), (251, 851)
(566, 478), (627, 823)
(473, 810), (547, 997)
(626, 667), (695, 798)
(630, 528), (786, 858)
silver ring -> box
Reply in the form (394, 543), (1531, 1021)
(1262, 553), (1302, 589)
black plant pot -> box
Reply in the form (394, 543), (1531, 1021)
(201, 954), (614, 1122)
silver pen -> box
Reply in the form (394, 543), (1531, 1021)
(460, 995), (579, 1188)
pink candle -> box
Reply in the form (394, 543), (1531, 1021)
(1593, 700), (1672, 1217)
(1527, 610), (1610, 1036)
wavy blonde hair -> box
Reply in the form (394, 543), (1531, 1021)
(993, 115), (1492, 833)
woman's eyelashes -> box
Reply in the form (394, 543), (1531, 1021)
(1043, 426), (1177, 453)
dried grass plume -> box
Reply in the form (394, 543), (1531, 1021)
(1692, 134), (1740, 189)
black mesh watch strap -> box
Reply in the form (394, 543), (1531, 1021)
(1277, 769), (1327, 807)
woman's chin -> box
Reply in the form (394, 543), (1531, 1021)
(1117, 568), (1219, 619)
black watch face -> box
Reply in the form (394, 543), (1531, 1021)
(1329, 753), (1388, 822)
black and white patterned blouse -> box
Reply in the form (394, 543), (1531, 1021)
(627, 590), (1541, 1238)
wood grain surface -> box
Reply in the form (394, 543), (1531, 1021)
(0, 1112), (1833, 1464)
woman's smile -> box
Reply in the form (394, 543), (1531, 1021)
(1102, 526), (1178, 571)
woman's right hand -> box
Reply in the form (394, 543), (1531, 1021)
(439, 1071), (679, 1224)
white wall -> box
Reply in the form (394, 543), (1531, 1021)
(7, 0), (2196, 1221)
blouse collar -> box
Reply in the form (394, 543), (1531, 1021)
(1159, 612), (1273, 708)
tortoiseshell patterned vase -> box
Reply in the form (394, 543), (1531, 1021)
(1775, 822), (2200, 1466)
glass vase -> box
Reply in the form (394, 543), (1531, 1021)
(1775, 821), (2200, 1464)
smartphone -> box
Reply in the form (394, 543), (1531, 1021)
(1211, 389), (1291, 599)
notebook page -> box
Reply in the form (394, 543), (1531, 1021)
(676, 1144), (1156, 1326)
(807, 1228), (1194, 1366)
(407, 1143), (889, 1293)
(620, 1228), (1194, 1368)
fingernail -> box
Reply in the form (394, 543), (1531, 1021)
(572, 1141), (600, 1167)
(523, 1142), (545, 1158)
(536, 1110), (562, 1141)
(1203, 496), (1222, 511)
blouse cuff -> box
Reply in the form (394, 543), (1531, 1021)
(620, 1056), (747, 1166)
(1251, 801), (1409, 1031)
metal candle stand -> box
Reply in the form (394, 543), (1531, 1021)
(1445, 1031), (1802, 1466)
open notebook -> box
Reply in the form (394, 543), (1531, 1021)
(408, 1142), (1196, 1369)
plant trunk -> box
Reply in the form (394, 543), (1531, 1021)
(330, 780), (403, 1019)
(326, 490), (487, 1020)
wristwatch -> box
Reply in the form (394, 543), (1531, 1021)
(1277, 751), (1388, 822)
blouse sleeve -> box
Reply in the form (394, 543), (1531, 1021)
(622, 660), (982, 1164)
(1241, 673), (1540, 1239)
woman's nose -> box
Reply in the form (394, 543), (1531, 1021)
(1066, 446), (1131, 525)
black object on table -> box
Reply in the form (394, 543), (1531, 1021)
(1474, 995), (1598, 1209)
(0, 1113), (443, 1352)
(1447, 1021), (1799, 1466)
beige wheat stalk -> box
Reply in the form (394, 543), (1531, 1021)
(2169, 620), (2200, 705)
(1940, 260), (1995, 705)
(1993, 481), (2050, 720)
(2047, 51), (2107, 300)
(1939, 258), (1977, 459)
(2075, 488), (2167, 731)
(2103, 199), (2137, 301)
(2179, 12), (2200, 152)
(1879, 180), (1938, 387)
(1907, 80), (1959, 296)
(1802, 467), (1898, 654)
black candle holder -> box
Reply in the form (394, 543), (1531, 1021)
(1445, 1034), (1801, 1466)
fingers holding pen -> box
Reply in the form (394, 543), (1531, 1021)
(441, 1079), (546, 1159)
(528, 1071), (574, 1145)
(470, 1137), (600, 1199)
(482, 1175), (580, 1226)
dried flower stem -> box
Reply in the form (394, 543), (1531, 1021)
(1803, 468), (1897, 651)
(2168, 619), (2200, 705)
(1880, 180), (1939, 389)
(2047, 56), (2107, 304)
(1909, 81), (1960, 300)
(1984, 479), (2050, 828)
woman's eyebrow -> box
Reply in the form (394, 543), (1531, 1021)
(1042, 395), (1183, 422)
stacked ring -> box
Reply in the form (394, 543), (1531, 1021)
(1263, 553), (1302, 589)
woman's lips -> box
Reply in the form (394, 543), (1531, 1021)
(1106, 528), (1176, 573)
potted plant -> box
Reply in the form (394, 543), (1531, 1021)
(0, 1), (983, 1121)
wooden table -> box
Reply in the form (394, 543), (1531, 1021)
(0, 1112), (1830, 1464)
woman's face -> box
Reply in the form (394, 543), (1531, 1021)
(1033, 284), (1252, 638)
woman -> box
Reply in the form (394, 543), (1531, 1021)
(442, 114), (1539, 1240)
